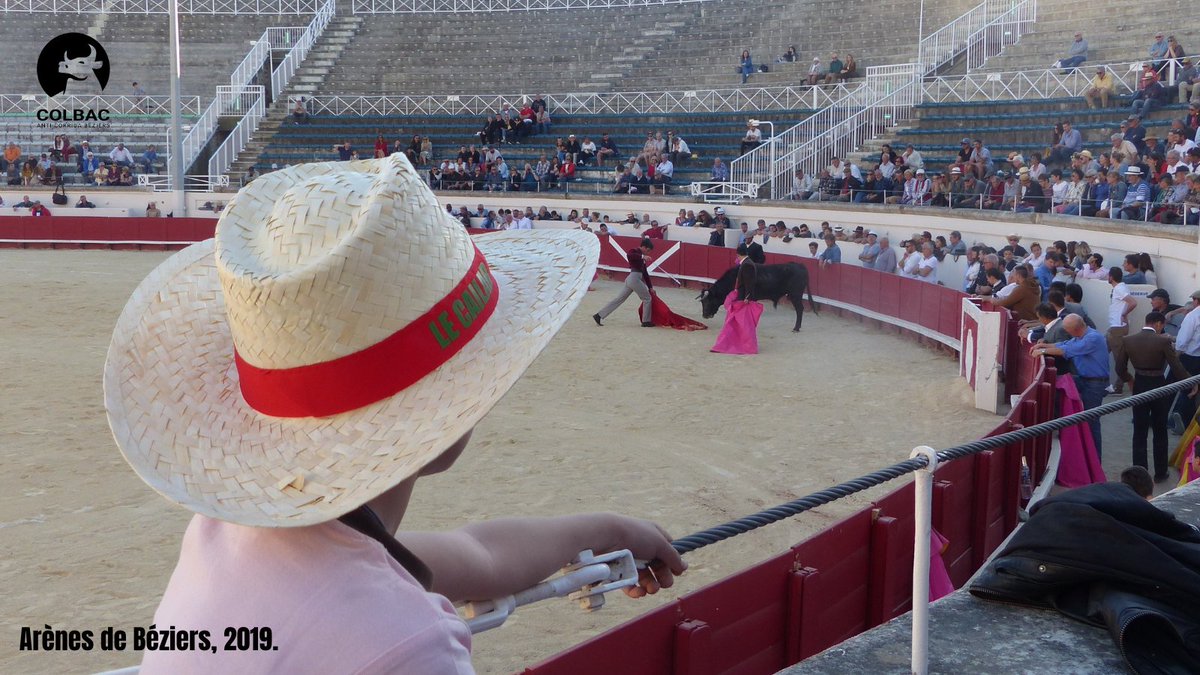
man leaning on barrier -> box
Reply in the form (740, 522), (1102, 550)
(1035, 315), (1111, 458)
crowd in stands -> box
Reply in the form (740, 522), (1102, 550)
(738, 47), (859, 86)
(779, 102), (1200, 223)
(1, 137), (162, 187)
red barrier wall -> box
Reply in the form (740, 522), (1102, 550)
(528, 237), (1051, 675)
(0, 216), (217, 250)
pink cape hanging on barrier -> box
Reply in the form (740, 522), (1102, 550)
(929, 528), (955, 602)
(1055, 373), (1106, 488)
(710, 292), (763, 354)
(637, 293), (707, 331)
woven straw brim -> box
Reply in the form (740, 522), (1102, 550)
(104, 230), (599, 527)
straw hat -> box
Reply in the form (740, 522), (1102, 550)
(104, 154), (599, 527)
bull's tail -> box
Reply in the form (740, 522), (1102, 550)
(806, 283), (819, 314)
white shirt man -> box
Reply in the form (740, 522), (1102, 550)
(916, 244), (939, 284)
(109, 144), (134, 165)
(1109, 279), (1133, 329)
(790, 170), (814, 199)
(962, 255), (981, 293)
(514, 214), (533, 230)
(581, 139), (597, 156)
(828, 157), (862, 181)
(743, 126), (762, 144)
(900, 244), (921, 278)
(655, 157), (674, 179)
(1176, 296), (1200, 357)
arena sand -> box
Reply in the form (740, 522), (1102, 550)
(0, 250), (999, 674)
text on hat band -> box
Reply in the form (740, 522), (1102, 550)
(233, 247), (499, 418)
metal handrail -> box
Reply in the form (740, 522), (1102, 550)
(917, 0), (1036, 74)
(351, 0), (710, 13)
(208, 87), (265, 177)
(271, 0), (337, 100)
(0, 94), (202, 116)
(137, 173), (230, 191)
(924, 59), (1151, 102)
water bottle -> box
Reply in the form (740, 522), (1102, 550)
(1020, 457), (1033, 501)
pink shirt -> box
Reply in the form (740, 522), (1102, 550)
(142, 515), (473, 674)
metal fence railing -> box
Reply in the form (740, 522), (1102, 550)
(923, 58), (1168, 102)
(306, 85), (855, 117)
(208, 86), (265, 177)
(270, 0), (336, 101)
(0, 94), (202, 116)
(0, 0), (314, 12)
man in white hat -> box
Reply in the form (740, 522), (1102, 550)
(1117, 166), (1150, 220)
(105, 155), (684, 672)
(857, 230), (880, 267)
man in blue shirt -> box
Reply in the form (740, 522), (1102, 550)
(1035, 252), (1063, 302)
(1049, 120), (1082, 166)
(1035, 315), (1110, 457)
(819, 234), (841, 267)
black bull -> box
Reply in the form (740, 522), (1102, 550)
(699, 262), (819, 331)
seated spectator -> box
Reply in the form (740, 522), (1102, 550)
(74, 195), (95, 208)
(146, 201), (162, 218)
(597, 134), (619, 166)
(1057, 169), (1087, 215)
(812, 168), (839, 201)
(840, 54), (858, 80)
(291, 97), (309, 125)
(1049, 120), (1082, 166)
(668, 134), (690, 165)
(835, 166), (861, 201)
(29, 201), (50, 217)
(36, 153), (52, 179)
(116, 166), (134, 186)
(1057, 32), (1089, 71)
(739, 50), (753, 84)
(50, 134), (72, 162)
(929, 174), (951, 207)
(41, 161), (61, 186)
(20, 159), (35, 186)
(906, 168), (931, 205)
(1164, 35), (1186, 73)
(579, 137), (597, 166)
(1079, 66), (1116, 109)
(565, 135), (581, 163)
(2, 141), (20, 179)
(651, 155), (673, 194)
(1131, 65), (1167, 116)
(789, 168), (815, 200)
(777, 46), (798, 63)
(11, 194), (33, 209)
(420, 137), (433, 165)
(109, 143), (134, 168)
(1116, 166), (1150, 220)
(711, 157), (729, 182)
(824, 52), (843, 85)
(1121, 254), (1147, 284)
(953, 173), (985, 209)
(1179, 59), (1200, 105)
(740, 122), (762, 154)
(1149, 32), (1169, 69)
(140, 145), (158, 174)
(861, 168), (892, 204)
(806, 57), (822, 86)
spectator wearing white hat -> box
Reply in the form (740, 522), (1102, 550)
(106, 155), (685, 673)
(857, 231), (880, 267)
(1117, 166), (1151, 220)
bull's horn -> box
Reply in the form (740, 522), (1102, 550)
(64, 50), (70, 62)
(87, 44), (97, 59)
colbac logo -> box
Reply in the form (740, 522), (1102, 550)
(37, 33), (110, 98)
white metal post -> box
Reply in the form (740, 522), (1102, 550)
(910, 445), (939, 675)
(168, 0), (186, 216)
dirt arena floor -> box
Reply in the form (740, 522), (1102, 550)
(0, 250), (1001, 674)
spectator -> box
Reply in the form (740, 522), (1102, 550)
(806, 57), (822, 86)
(420, 137), (433, 166)
(1106, 266), (1138, 390)
(1131, 65), (1167, 116)
(1149, 32), (1169, 70)
(20, 159), (34, 186)
(835, 166), (860, 201)
(1058, 169), (1087, 215)
(789, 168), (815, 200)
(29, 201), (50, 217)
(565, 135), (581, 164)
(1120, 254), (1148, 285)
(1164, 35), (1186, 73)
(861, 168), (892, 204)
(818, 234), (841, 266)
(1015, 168), (1046, 212)
(579, 137), (597, 166)
(291, 97), (309, 125)
(597, 134), (619, 166)
(1117, 167), (1151, 219)
(668, 134), (690, 165)
(858, 231), (880, 267)
(105, 142), (131, 169)
(1110, 133), (1140, 166)
(915, 242), (939, 284)
(74, 194), (95, 208)
(707, 217), (726, 246)
(140, 145), (158, 175)
(839, 54), (858, 81)
(739, 50), (754, 84)
(872, 236), (897, 273)
(1057, 32), (1089, 71)
(740, 122), (762, 154)
(710, 157), (728, 182)
(825, 52), (843, 84)
(652, 154), (673, 195)
(1179, 59), (1200, 104)
(1125, 115), (1148, 157)
(777, 46), (798, 63)
(146, 201), (162, 218)
(79, 153), (99, 184)
(1171, 291), (1200, 431)
(901, 144), (924, 171)
(2, 141), (19, 179)
(1120, 466), (1154, 499)
(1049, 121), (1082, 166)
(333, 141), (353, 162)
(988, 265), (1040, 320)
(1033, 315), (1110, 455)
(968, 139), (993, 179)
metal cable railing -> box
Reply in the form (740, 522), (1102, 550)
(672, 372), (1200, 555)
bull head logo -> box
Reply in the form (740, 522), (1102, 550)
(37, 33), (111, 97)
(58, 45), (104, 90)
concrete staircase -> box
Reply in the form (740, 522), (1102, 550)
(227, 13), (363, 181)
